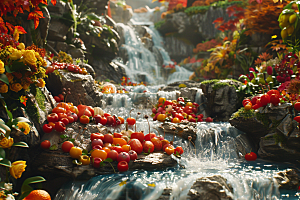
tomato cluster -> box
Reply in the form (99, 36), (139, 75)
(46, 62), (88, 75)
(152, 97), (213, 123)
(242, 90), (283, 110)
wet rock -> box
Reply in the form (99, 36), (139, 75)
(110, 1), (133, 24)
(159, 121), (197, 143)
(47, 20), (69, 42)
(47, 0), (66, 15)
(45, 70), (103, 107)
(187, 175), (233, 200)
(33, 123), (178, 179)
(80, 63), (96, 79)
(56, 42), (71, 53)
(276, 114), (295, 137)
(68, 48), (85, 59)
(234, 134), (256, 158)
(92, 59), (126, 83)
(201, 80), (241, 122)
(274, 169), (299, 190)
(157, 188), (172, 200)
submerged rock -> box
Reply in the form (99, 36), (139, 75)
(187, 175), (233, 200)
(274, 169), (299, 190)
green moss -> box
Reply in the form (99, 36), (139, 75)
(273, 132), (287, 145)
(155, 20), (166, 29)
(255, 112), (270, 128)
(35, 87), (46, 112)
(200, 79), (240, 90)
(231, 107), (255, 119)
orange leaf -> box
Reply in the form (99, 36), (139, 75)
(27, 11), (44, 29)
(14, 26), (27, 34)
(5, 22), (14, 33)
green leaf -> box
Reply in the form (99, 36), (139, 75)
(11, 60), (28, 72)
(69, 138), (75, 143)
(22, 176), (46, 186)
(12, 142), (29, 148)
(4, 65), (13, 73)
(86, 13), (101, 21)
(82, 149), (88, 155)
(0, 147), (5, 159)
(284, 1), (296, 9)
(104, 158), (113, 163)
(148, 148), (151, 154)
(0, 158), (11, 167)
(0, 99), (13, 121)
(49, 144), (58, 150)
(18, 189), (32, 200)
(60, 135), (68, 139)
(0, 74), (9, 85)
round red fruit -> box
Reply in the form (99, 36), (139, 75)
(117, 161), (129, 172)
(242, 99), (251, 107)
(127, 117), (136, 126)
(67, 116), (74, 123)
(107, 150), (118, 161)
(60, 118), (69, 126)
(42, 124), (53, 133)
(54, 96), (61, 102)
(245, 152), (257, 161)
(117, 152), (130, 163)
(174, 146), (184, 155)
(144, 133), (156, 141)
(103, 134), (114, 143)
(128, 139), (143, 154)
(143, 141), (154, 153)
(57, 113), (67, 121)
(92, 139), (103, 147)
(61, 141), (74, 153)
(131, 132), (145, 143)
(91, 133), (104, 141)
(41, 140), (51, 149)
(294, 102), (300, 111)
(128, 150), (138, 161)
(55, 121), (66, 132)
(47, 113), (59, 123)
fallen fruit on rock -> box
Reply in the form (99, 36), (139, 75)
(41, 140), (51, 149)
(117, 161), (129, 172)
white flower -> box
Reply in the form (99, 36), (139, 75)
(5, 194), (15, 200)
(4, 183), (12, 191)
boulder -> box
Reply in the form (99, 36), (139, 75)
(200, 80), (241, 122)
(68, 48), (85, 59)
(47, 20), (69, 42)
(274, 169), (299, 190)
(187, 175), (233, 200)
(45, 70), (103, 107)
(92, 59), (126, 83)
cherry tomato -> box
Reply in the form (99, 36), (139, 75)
(60, 118), (69, 126)
(41, 140), (51, 149)
(57, 102), (70, 111)
(118, 117), (125, 124)
(90, 133), (104, 141)
(114, 132), (123, 138)
(55, 121), (66, 132)
(80, 115), (90, 124)
(242, 99), (251, 107)
(47, 113), (59, 123)
(93, 157), (102, 168)
(126, 117), (136, 126)
(117, 161), (129, 172)
(42, 124), (53, 133)
(165, 146), (174, 155)
(69, 147), (82, 159)
(57, 113), (67, 121)
(294, 102), (300, 111)
(100, 117), (107, 125)
(174, 146), (184, 155)
(61, 141), (74, 153)
(245, 152), (257, 161)
(104, 113), (111, 118)
(244, 102), (252, 110)
(67, 116), (74, 123)
(53, 96), (61, 103)
(52, 107), (66, 114)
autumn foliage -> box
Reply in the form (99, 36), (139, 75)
(244, 0), (289, 35)
(0, 0), (57, 31)
(193, 39), (221, 53)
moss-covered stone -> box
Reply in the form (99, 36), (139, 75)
(200, 79), (241, 90)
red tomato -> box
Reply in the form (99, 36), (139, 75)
(78, 108), (92, 118)
(104, 113), (111, 118)
(251, 96), (260, 105)
(61, 141), (74, 153)
(144, 133), (156, 141)
(42, 124), (53, 133)
(52, 107), (66, 114)
(67, 116), (74, 124)
(55, 121), (66, 132)
(91, 133), (104, 141)
(242, 99), (251, 107)
(92, 139), (103, 147)
(270, 94), (280, 106)
(58, 113), (67, 121)
(117, 161), (129, 172)
(143, 141), (154, 153)
(107, 150), (118, 161)
(128, 139), (143, 154)
(103, 134), (114, 143)
(100, 117), (107, 125)
(54, 96), (61, 103)
(260, 94), (270, 107)
(114, 132), (123, 138)
(245, 152), (257, 161)
(47, 113), (58, 122)
(86, 106), (94, 117)
(60, 118), (69, 126)
(41, 140), (51, 149)
(294, 102), (300, 111)
(174, 146), (184, 155)
(126, 117), (136, 126)
(267, 89), (280, 97)
(131, 132), (145, 143)
(80, 115), (90, 124)
(111, 146), (123, 153)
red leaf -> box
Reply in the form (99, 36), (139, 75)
(27, 11), (44, 29)
(213, 17), (224, 24)
(233, 12), (245, 19)
(51, 0), (57, 6)
(14, 26), (27, 34)
(5, 22), (14, 33)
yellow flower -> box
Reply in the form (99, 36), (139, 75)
(0, 60), (4, 74)
(22, 50), (37, 66)
(10, 83), (22, 93)
(17, 43), (25, 50)
(0, 84), (8, 93)
(9, 50), (22, 60)
(215, 66), (221, 74)
(0, 137), (13, 149)
(13, 32), (19, 41)
(5, 73), (13, 83)
(9, 161), (26, 179)
(36, 78), (45, 87)
(17, 122), (30, 135)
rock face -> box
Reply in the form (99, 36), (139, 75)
(45, 70), (103, 107)
(274, 169), (299, 190)
(200, 80), (241, 122)
(110, 1), (133, 24)
(187, 175), (233, 200)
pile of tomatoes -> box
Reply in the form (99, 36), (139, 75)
(242, 89), (285, 111)
(45, 62), (88, 75)
(152, 97), (213, 123)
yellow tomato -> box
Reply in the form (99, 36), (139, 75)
(122, 145), (131, 152)
(244, 103), (252, 110)
(79, 155), (91, 165)
(186, 102), (193, 107)
(172, 117), (180, 123)
(69, 147), (82, 159)
(157, 114), (166, 122)
(158, 97), (166, 104)
(91, 149), (107, 160)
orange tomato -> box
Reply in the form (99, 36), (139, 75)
(91, 149), (107, 160)
(80, 115), (90, 124)
(118, 117), (125, 124)
(244, 102), (252, 110)
(69, 147), (82, 159)
(122, 145), (131, 152)
(52, 106), (66, 114)
(48, 122), (55, 128)
(158, 97), (166, 104)
(113, 138), (127, 147)
(165, 146), (174, 155)
(57, 102), (70, 111)
(157, 114), (166, 122)
(172, 117), (180, 123)
(102, 147), (111, 154)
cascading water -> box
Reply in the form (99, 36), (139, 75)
(55, 121), (298, 200)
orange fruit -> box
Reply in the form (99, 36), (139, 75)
(158, 97), (166, 104)
(118, 117), (125, 124)
(24, 189), (51, 200)
(102, 147), (111, 154)
(69, 147), (82, 159)
(91, 149), (107, 160)
(113, 138), (127, 147)
(157, 114), (166, 122)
